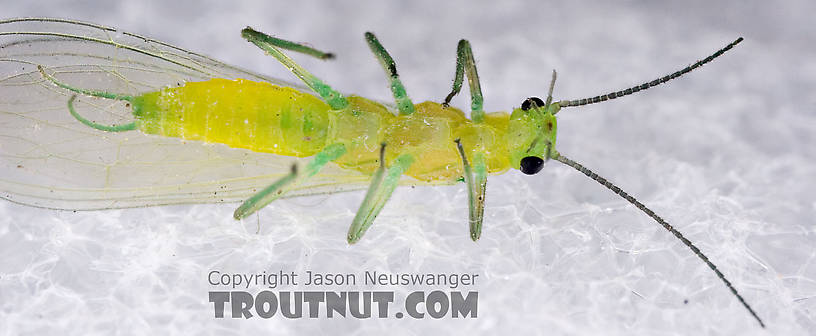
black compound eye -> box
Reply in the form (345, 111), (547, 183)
(520, 156), (545, 175)
(521, 97), (545, 111)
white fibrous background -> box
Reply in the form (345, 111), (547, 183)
(1, 1), (814, 335)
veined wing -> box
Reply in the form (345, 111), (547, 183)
(0, 18), (443, 211)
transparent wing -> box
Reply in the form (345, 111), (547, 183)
(0, 18), (439, 211)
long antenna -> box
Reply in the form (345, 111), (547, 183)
(554, 153), (765, 328)
(544, 69), (557, 109)
(558, 37), (743, 108)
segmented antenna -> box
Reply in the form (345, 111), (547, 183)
(544, 69), (557, 108)
(558, 37), (743, 108)
(554, 153), (765, 328)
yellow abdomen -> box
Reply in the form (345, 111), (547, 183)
(132, 78), (330, 157)
(130, 78), (513, 182)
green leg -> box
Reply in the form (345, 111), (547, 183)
(347, 144), (414, 244)
(39, 66), (137, 132)
(364, 32), (415, 115)
(240, 30), (335, 60)
(67, 96), (136, 132)
(241, 28), (348, 110)
(455, 139), (488, 241)
(39, 66), (133, 102)
(442, 40), (485, 123)
(233, 143), (347, 219)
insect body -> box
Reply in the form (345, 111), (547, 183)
(0, 18), (761, 326)
(130, 78), (515, 181)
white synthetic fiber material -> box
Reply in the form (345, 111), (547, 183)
(1, 1), (814, 335)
